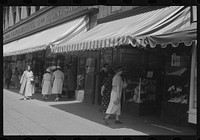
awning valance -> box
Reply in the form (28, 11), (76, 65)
(140, 22), (196, 48)
(3, 15), (89, 57)
(52, 6), (196, 53)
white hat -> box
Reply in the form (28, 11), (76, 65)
(57, 66), (61, 69)
(46, 68), (51, 72)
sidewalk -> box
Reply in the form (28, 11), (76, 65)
(3, 88), (196, 135)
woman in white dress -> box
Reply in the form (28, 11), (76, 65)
(103, 66), (127, 125)
(52, 66), (64, 101)
(41, 68), (52, 100)
(19, 65), (35, 100)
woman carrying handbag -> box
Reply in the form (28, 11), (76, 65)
(19, 65), (35, 100)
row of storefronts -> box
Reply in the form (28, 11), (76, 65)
(3, 6), (197, 126)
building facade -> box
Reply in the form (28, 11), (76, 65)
(3, 6), (197, 126)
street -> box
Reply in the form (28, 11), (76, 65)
(3, 89), (196, 135)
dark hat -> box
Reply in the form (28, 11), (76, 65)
(107, 68), (115, 75)
(114, 65), (126, 72)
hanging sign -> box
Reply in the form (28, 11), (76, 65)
(171, 53), (180, 66)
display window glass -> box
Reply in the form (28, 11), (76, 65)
(77, 57), (86, 90)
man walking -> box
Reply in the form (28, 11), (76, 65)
(4, 65), (13, 89)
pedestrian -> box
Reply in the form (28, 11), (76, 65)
(67, 61), (76, 99)
(103, 66), (127, 125)
(52, 66), (64, 101)
(19, 65), (35, 100)
(41, 68), (53, 100)
(101, 68), (115, 113)
(98, 63), (109, 112)
(13, 67), (20, 89)
(4, 65), (13, 89)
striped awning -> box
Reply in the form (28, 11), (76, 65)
(52, 6), (196, 53)
(3, 15), (89, 57)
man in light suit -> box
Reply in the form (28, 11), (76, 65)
(52, 66), (64, 101)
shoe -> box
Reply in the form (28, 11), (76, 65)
(23, 97), (27, 100)
(103, 117), (108, 125)
(55, 97), (59, 101)
(115, 120), (122, 124)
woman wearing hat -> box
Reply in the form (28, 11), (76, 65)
(52, 66), (64, 101)
(103, 66), (127, 125)
(19, 65), (35, 100)
(41, 68), (53, 100)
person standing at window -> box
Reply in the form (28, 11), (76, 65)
(101, 68), (115, 113)
(52, 66), (64, 101)
(19, 65), (35, 100)
(98, 63), (109, 112)
(4, 65), (13, 89)
(13, 67), (20, 89)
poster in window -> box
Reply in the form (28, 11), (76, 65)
(171, 53), (180, 66)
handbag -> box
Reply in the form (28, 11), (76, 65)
(30, 78), (35, 84)
(113, 98), (120, 105)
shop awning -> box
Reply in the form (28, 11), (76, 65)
(3, 15), (89, 57)
(140, 22), (196, 48)
(52, 6), (196, 53)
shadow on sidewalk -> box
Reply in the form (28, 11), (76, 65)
(4, 87), (76, 102)
(49, 102), (195, 135)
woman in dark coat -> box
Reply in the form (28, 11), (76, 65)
(101, 68), (115, 113)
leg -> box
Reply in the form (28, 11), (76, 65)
(103, 114), (110, 125)
(55, 94), (60, 101)
(115, 115), (122, 124)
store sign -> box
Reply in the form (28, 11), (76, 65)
(171, 53), (180, 66)
(3, 6), (86, 43)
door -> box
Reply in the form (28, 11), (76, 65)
(84, 57), (97, 104)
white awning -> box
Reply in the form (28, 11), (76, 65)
(52, 6), (195, 53)
(3, 15), (89, 56)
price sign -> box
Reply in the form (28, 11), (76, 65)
(171, 53), (180, 66)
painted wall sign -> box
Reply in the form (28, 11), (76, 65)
(3, 6), (86, 43)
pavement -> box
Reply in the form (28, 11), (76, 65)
(3, 88), (196, 136)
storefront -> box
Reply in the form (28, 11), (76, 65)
(3, 6), (98, 95)
(51, 6), (196, 126)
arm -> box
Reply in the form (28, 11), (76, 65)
(101, 85), (105, 96)
(20, 71), (25, 84)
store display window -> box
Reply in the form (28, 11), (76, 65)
(77, 57), (86, 90)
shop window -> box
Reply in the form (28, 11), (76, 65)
(27, 6), (31, 16)
(35, 6), (40, 12)
(18, 6), (21, 20)
(77, 57), (86, 90)
(111, 6), (122, 13)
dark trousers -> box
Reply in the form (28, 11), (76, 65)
(5, 79), (11, 89)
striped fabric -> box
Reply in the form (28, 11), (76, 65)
(53, 6), (195, 53)
(3, 15), (89, 57)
